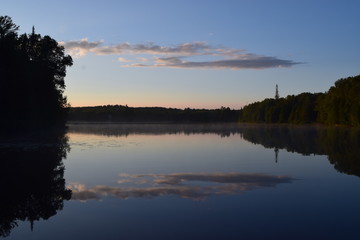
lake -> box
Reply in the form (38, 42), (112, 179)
(1, 123), (360, 239)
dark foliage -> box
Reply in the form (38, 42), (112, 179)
(316, 75), (360, 126)
(240, 75), (360, 126)
(0, 16), (72, 132)
(240, 92), (322, 124)
(68, 105), (241, 123)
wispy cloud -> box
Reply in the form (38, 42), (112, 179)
(117, 57), (132, 63)
(130, 56), (297, 70)
(96, 41), (212, 56)
(59, 38), (103, 57)
(60, 39), (301, 70)
(68, 172), (294, 201)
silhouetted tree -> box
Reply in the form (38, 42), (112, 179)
(0, 16), (19, 38)
(0, 16), (72, 132)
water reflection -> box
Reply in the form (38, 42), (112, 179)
(68, 123), (242, 137)
(0, 129), (72, 237)
(69, 123), (360, 177)
(69, 172), (293, 201)
(240, 125), (360, 177)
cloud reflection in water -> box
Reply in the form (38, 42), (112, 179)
(69, 172), (293, 201)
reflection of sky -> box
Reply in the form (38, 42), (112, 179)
(65, 127), (334, 190)
(65, 131), (268, 186)
(68, 172), (293, 201)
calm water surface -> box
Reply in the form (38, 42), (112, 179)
(1, 123), (360, 239)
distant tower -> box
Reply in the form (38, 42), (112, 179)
(275, 84), (279, 100)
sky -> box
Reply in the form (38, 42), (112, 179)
(2, 0), (360, 109)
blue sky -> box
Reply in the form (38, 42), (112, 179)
(2, 0), (360, 109)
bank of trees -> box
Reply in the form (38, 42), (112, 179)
(240, 92), (322, 124)
(316, 75), (360, 126)
(0, 16), (72, 132)
(240, 75), (360, 127)
(68, 105), (240, 123)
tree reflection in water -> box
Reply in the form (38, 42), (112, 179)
(239, 125), (360, 177)
(69, 123), (360, 178)
(0, 129), (72, 237)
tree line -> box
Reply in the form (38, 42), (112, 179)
(240, 92), (321, 124)
(316, 75), (360, 126)
(0, 16), (72, 133)
(68, 105), (240, 123)
(69, 75), (360, 126)
(240, 75), (360, 126)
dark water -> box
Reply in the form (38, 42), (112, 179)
(1, 124), (360, 239)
